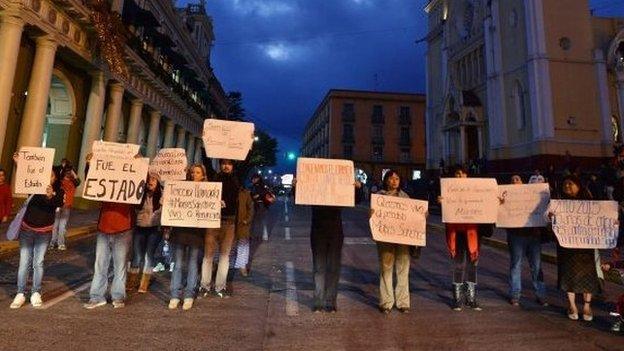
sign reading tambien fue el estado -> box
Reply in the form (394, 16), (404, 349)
(549, 199), (619, 249)
(369, 194), (428, 246)
(83, 156), (150, 204)
(202, 119), (254, 160)
(149, 148), (188, 181)
(440, 178), (499, 223)
(294, 158), (355, 207)
(14, 147), (55, 195)
(496, 183), (550, 228)
(161, 181), (222, 228)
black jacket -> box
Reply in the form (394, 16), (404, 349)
(23, 188), (65, 229)
(215, 172), (240, 218)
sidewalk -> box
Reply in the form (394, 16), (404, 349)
(0, 208), (99, 256)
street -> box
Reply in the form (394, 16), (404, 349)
(0, 198), (623, 351)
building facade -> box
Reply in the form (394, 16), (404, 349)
(425, 0), (624, 172)
(301, 89), (426, 184)
(0, 0), (227, 205)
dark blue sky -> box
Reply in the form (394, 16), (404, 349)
(179, 0), (623, 172)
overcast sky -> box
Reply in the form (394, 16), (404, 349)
(179, 0), (623, 172)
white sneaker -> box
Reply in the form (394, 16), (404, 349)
(182, 298), (194, 310)
(153, 263), (165, 273)
(10, 293), (26, 309)
(168, 298), (180, 310)
(30, 292), (43, 308)
(57, 244), (66, 251)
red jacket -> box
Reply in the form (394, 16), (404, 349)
(0, 183), (12, 219)
(98, 202), (133, 234)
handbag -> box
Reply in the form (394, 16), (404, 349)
(7, 195), (33, 241)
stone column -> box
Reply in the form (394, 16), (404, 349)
(77, 71), (107, 180)
(125, 99), (143, 144)
(460, 126), (466, 165)
(103, 82), (124, 142)
(16, 36), (58, 149)
(0, 10), (24, 156)
(163, 119), (175, 148)
(185, 133), (195, 163)
(176, 126), (186, 149)
(146, 110), (161, 159)
(194, 138), (203, 164)
(617, 73), (624, 134)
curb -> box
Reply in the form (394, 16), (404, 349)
(0, 224), (98, 258)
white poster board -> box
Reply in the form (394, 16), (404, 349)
(91, 140), (140, 159)
(369, 194), (428, 246)
(440, 178), (499, 223)
(14, 147), (55, 195)
(202, 119), (254, 160)
(549, 200), (619, 249)
(161, 181), (222, 228)
(496, 183), (550, 228)
(83, 156), (150, 204)
(149, 148), (188, 181)
(295, 158), (355, 207)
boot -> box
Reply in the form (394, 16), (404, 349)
(465, 282), (482, 310)
(452, 283), (463, 311)
(126, 270), (140, 292)
(138, 273), (152, 293)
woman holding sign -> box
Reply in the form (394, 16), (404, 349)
(373, 170), (415, 314)
(10, 160), (64, 309)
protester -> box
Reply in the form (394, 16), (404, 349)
(250, 174), (272, 241)
(128, 173), (163, 293)
(233, 186), (254, 277)
(439, 166), (484, 311)
(50, 165), (80, 250)
(372, 170), (415, 314)
(168, 164), (207, 310)
(201, 159), (239, 298)
(10, 154), (64, 309)
(550, 175), (602, 321)
(83, 153), (134, 310)
(0, 168), (13, 223)
(504, 174), (547, 307)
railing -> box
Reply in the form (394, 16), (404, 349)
(372, 114), (385, 124)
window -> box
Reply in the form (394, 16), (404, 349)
(343, 145), (353, 159)
(400, 127), (410, 141)
(342, 124), (354, 142)
(513, 80), (526, 130)
(343, 103), (354, 114)
(373, 105), (383, 116)
(373, 125), (383, 138)
(400, 148), (411, 163)
(372, 146), (383, 161)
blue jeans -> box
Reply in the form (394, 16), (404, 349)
(89, 231), (132, 302)
(17, 231), (51, 294)
(170, 244), (200, 299)
(507, 232), (546, 299)
(51, 207), (71, 246)
(131, 226), (161, 273)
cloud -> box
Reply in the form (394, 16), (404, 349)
(229, 0), (295, 17)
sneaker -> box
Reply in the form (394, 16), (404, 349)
(57, 244), (66, 251)
(182, 298), (194, 310)
(398, 307), (410, 314)
(10, 293), (26, 309)
(379, 307), (391, 314)
(611, 320), (622, 332)
(30, 292), (43, 308)
(510, 298), (520, 307)
(112, 300), (125, 309)
(214, 290), (230, 299)
(536, 297), (549, 307)
(168, 298), (180, 310)
(83, 300), (107, 309)
(239, 267), (249, 277)
(153, 263), (166, 273)
(198, 287), (210, 298)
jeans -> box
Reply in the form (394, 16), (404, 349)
(377, 242), (411, 309)
(89, 231), (132, 302)
(131, 226), (161, 273)
(507, 232), (546, 299)
(452, 234), (479, 284)
(234, 238), (250, 269)
(170, 244), (200, 299)
(17, 231), (51, 294)
(311, 229), (344, 309)
(51, 207), (71, 246)
(201, 220), (236, 292)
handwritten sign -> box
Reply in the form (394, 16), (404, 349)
(149, 148), (187, 181)
(549, 200), (619, 249)
(369, 194), (428, 246)
(14, 147), (55, 194)
(91, 140), (140, 159)
(161, 181), (222, 228)
(202, 119), (254, 160)
(295, 158), (355, 207)
(83, 156), (149, 204)
(496, 183), (550, 228)
(440, 178), (499, 223)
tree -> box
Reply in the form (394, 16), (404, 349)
(226, 91), (245, 121)
(238, 130), (278, 182)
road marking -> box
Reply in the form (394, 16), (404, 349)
(285, 215), (289, 222)
(42, 280), (92, 310)
(262, 224), (269, 241)
(284, 227), (291, 240)
(284, 202), (289, 215)
(285, 261), (299, 316)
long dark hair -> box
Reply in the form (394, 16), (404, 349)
(51, 166), (63, 191)
(559, 174), (592, 200)
(382, 169), (401, 191)
(140, 173), (163, 211)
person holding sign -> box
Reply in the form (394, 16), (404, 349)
(50, 164), (81, 251)
(0, 169), (13, 223)
(549, 175), (602, 321)
(10, 156), (64, 309)
(168, 164), (210, 310)
(371, 170), (417, 314)
(233, 186), (255, 277)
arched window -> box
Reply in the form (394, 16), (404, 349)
(513, 80), (526, 130)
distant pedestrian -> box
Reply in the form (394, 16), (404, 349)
(0, 168), (13, 223)
(10, 154), (64, 309)
(50, 165), (80, 251)
(233, 186), (254, 276)
(250, 173), (273, 242)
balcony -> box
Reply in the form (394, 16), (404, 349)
(399, 114), (411, 125)
(342, 111), (355, 122)
(372, 114), (385, 124)
(372, 136), (385, 145)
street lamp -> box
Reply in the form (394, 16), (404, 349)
(253, 135), (259, 142)
(287, 152), (296, 161)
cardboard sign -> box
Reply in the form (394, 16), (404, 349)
(202, 119), (254, 160)
(161, 181), (222, 228)
(91, 140), (140, 159)
(83, 156), (150, 204)
(14, 147), (55, 195)
(369, 194), (428, 246)
(294, 158), (355, 207)
(440, 178), (499, 223)
(496, 183), (550, 228)
(549, 200), (619, 249)
(149, 148), (188, 181)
